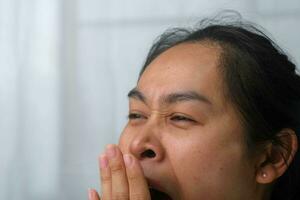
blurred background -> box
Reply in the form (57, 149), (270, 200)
(0, 0), (299, 199)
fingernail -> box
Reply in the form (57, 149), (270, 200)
(124, 154), (133, 167)
(106, 144), (116, 158)
(100, 154), (108, 169)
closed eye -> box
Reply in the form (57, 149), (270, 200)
(170, 115), (195, 122)
(128, 113), (146, 120)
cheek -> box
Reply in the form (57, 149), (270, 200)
(168, 133), (253, 198)
(169, 139), (222, 181)
(175, 143), (244, 180)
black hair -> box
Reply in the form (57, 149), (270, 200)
(138, 11), (300, 200)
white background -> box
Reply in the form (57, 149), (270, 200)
(0, 0), (299, 199)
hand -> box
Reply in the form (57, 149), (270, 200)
(88, 144), (151, 200)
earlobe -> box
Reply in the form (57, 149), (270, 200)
(255, 147), (279, 184)
(256, 162), (278, 184)
(255, 128), (298, 184)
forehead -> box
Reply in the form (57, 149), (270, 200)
(140, 42), (221, 84)
(137, 42), (225, 107)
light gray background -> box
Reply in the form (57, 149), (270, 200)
(0, 0), (299, 199)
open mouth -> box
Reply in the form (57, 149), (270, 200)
(149, 188), (173, 200)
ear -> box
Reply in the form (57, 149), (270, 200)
(255, 128), (298, 184)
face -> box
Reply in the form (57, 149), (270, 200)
(119, 42), (260, 200)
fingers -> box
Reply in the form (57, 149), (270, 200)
(88, 188), (101, 200)
(124, 154), (151, 200)
(106, 144), (129, 200)
(99, 154), (112, 200)
(98, 144), (150, 200)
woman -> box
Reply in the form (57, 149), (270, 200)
(88, 13), (300, 200)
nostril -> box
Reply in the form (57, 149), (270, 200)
(141, 149), (156, 158)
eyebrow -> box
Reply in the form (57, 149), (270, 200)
(128, 88), (146, 103)
(127, 88), (212, 105)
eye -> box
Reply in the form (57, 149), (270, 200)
(127, 112), (147, 125)
(128, 113), (146, 120)
(170, 115), (196, 122)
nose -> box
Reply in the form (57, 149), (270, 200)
(129, 125), (165, 162)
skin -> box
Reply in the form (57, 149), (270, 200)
(88, 42), (298, 200)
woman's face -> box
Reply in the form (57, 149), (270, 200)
(119, 42), (260, 200)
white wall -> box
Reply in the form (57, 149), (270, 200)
(0, 0), (61, 199)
